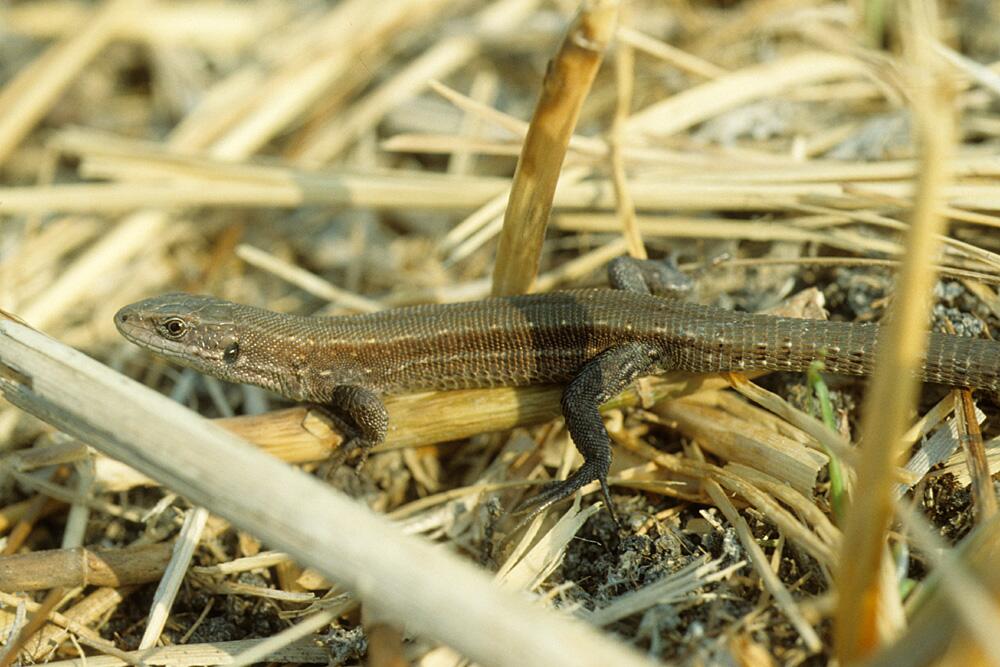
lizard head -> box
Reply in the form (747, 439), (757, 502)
(114, 293), (260, 386)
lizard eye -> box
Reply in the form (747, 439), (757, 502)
(161, 317), (187, 339)
(223, 342), (240, 364)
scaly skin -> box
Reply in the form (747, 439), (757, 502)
(115, 269), (1000, 522)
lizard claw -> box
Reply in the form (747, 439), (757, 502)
(495, 469), (622, 556)
(326, 437), (374, 472)
(306, 402), (378, 472)
(512, 466), (621, 528)
(350, 439), (374, 471)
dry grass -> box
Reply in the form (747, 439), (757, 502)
(1, 0), (1000, 665)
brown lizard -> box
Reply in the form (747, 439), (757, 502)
(115, 258), (1000, 521)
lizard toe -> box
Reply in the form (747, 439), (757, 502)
(512, 464), (620, 527)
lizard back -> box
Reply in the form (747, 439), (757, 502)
(115, 290), (1000, 401)
(232, 290), (1000, 397)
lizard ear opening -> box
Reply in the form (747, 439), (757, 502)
(223, 342), (240, 364)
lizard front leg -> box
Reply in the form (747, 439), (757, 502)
(517, 341), (663, 525)
(312, 384), (389, 468)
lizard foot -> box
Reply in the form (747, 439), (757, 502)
(512, 462), (620, 528)
(327, 437), (374, 471)
(305, 403), (375, 473)
(496, 465), (621, 555)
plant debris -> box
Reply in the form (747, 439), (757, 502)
(1, 1), (1000, 665)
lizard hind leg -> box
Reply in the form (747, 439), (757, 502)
(514, 342), (663, 527)
(607, 256), (693, 298)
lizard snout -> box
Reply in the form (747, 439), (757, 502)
(113, 307), (132, 328)
(113, 306), (143, 339)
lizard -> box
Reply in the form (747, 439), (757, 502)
(114, 258), (1000, 523)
